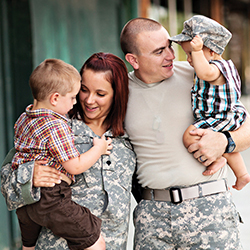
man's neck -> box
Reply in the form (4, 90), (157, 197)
(134, 70), (164, 84)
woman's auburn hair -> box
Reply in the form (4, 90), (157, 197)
(69, 52), (129, 137)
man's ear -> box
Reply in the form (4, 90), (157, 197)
(50, 92), (60, 106)
(125, 53), (139, 70)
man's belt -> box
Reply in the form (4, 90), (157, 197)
(142, 179), (228, 204)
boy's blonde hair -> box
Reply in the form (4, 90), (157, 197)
(29, 59), (81, 101)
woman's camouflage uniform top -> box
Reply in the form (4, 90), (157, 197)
(1, 118), (136, 250)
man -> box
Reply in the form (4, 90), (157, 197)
(120, 17), (250, 249)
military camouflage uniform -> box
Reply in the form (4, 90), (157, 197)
(1, 118), (136, 250)
(133, 191), (242, 250)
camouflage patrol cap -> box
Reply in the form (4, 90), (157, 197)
(170, 15), (232, 55)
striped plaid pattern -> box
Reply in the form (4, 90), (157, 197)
(192, 59), (247, 131)
(12, 105), (80, 181)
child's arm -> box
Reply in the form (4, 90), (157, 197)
(191, 35), (221, 84)
(183, 124), (201, 148)
(62, 135), (112, 175)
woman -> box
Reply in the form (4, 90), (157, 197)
(1, 53), (136, 249)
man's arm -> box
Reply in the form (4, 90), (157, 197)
(230, 116), (250, 151)
(188, 117), (250, 167)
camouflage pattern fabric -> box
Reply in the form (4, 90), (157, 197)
(1, 118), (136, 250)
(133, 191), (242, 250)
(1, 161), (41, 210)
(170, 15), (232, 55)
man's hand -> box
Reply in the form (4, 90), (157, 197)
(187, 128), (227, 167)
(33, 160), (62, 187)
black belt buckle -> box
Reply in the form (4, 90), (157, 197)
(169, 187), (182, 204)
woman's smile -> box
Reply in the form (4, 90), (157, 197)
(79, 69), (114, 123)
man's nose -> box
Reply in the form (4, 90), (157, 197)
(165, 47), (175, 60)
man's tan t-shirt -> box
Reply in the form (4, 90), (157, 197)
(125, 61), (227, 189)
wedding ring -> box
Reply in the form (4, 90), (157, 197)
(199, 156), (206, 163)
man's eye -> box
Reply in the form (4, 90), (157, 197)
(156, 50), (163, 55)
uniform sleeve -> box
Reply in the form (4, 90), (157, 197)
(1, 148), (40, 211)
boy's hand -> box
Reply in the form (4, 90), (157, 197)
(93, 135), (112, 155)
(191, 35), (203, 52)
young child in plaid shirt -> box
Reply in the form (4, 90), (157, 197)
(12, 59), (110, 250)
(171, 15), (250, 190)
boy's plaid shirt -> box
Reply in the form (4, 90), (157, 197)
(12, 105), (80, 181)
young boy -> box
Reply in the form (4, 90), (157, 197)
(170, 15), (250, 190)
(12, 59), (111, 250)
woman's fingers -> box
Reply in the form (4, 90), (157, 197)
(33, 161), (62, 187)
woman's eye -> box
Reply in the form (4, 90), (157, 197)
(81, 86), (87, 92)
(97, 93), (105, 97)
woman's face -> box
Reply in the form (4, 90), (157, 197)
(79, 69), (114, 124)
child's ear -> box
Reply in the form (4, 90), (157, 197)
(50, 92), (60, 106)
(209, 49), (215, 56)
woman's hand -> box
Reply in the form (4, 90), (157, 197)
(33, 160), (62, 187)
